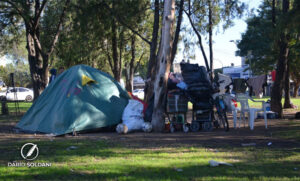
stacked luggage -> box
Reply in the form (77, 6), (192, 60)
(180, 63), (214, 131)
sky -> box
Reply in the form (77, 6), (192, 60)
(0, 55), (10, 66)
(175, 0), (262, 69)
(0, 0), (262, 68)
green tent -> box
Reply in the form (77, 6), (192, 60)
(16, 65), (129, 135)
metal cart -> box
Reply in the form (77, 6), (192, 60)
(165, 91), (189, 133)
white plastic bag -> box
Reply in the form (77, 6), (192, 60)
(120, 100), (145, 133)
(142, 122), (152, 133)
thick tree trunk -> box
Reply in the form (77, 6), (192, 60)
(26, 29), (48, 100)
(208, 0), (213, 81)
(152, 0), (175, 132)
(144, 0), (160, 103)
(270, 0), (290, 117)
(21, 0), (70, 100)
(284, 60), (292, 108)
(270, 38), (288, 117)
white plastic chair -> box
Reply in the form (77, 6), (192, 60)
(235, 93), (267, 130)
(223, 94), (240, 129)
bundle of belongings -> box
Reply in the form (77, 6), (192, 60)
(116, 93), (152, 134)
(180, 63), (213, 109)
(167, 72), (187, 91)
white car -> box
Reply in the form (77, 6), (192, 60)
(132, 89), (144, 99)
(0, 87), (34, 102)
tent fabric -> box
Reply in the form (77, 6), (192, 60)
(16, 65), (130, 135)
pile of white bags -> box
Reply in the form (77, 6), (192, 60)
(116, 100), (152, 134)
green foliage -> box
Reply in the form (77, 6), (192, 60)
(236, 1), (300, 76)
(0, 62), (31, 87)
(51, 0), (151, 77)
(236, 2), (277, 75)
(190, 0), (245, 33)
(183, 0), (246, 61)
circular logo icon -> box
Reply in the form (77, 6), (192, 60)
(21, 143), (39, 161)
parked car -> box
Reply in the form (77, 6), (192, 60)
(133, 89), (144, 99)
(0, 87), (34, 102)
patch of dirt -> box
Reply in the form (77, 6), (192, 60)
(0, 111), (300, 149)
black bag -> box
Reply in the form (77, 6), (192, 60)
(144, 96), (154, 122)
(180, 63), (210, 84)
(232, 79), (247, 93)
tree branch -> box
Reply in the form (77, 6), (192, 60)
(33, 0), (48, 30)
(32, 32), (43, 52)
(4, 0), (30, 25)
(105, 44), (114, 71)
(46, 0), (70, 57)
(134, 52), (145, 73)
(101, 1), (151, 45)
(184, 1), (210, 71)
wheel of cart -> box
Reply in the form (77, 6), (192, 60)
(165, 91), (189, 133)
(190, 120), (200, 132)
(182, 123), (189, 133)
(203, 121), (213, 131)
(190, 103), (214, 132)
(166, 111), (189, 133)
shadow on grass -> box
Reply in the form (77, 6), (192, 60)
(0, 139), (300, 180)
(1, 160), (300, 181)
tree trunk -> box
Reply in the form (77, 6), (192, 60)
(111, 18), (121, 82)
(144, 0), (160, 103)
(208, 0), (213, 81)
(270, 0), (290, 118)
(170, 0), (184, 64)
(284, 60), (292, 108)
(151, 0), (175, 132)
(293, 82), (300, 97)
(270, 37), (289, 117)
(20, 0), (70, 100)
(26, 29), (48, 100)
(125, 66), (132, 92)
(272, 0), (276, 28)
(125, 36), (136, 92)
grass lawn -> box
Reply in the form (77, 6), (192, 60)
(0, 102), (32, 114)
(1, 139), (300, 181)
(249, 97), (300, 111)
(272, 121), (300, 141)
(0, 98), (300, 180)
(188, 97), (300, 111)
